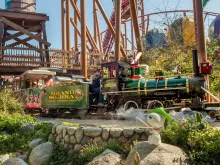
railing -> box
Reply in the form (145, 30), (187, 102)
(0, 45), (104, 70)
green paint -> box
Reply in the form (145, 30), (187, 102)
(149, 107), (172, 122)
(203, 0), (210, 7)
(41, 84), (89, 109)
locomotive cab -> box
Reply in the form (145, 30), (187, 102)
(101, 61), (131, 93)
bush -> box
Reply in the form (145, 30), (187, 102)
(0, 89), (23, 114)
(45, 139), (132, 165)
(0, 113), (52, 154)
(161, 114), (220, 165)
(0, 113), (35, 134)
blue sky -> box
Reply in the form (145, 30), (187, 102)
(0, 0), (219, 49)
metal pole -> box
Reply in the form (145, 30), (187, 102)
(81, 0), (87, 78)
(66, 0), (71, 64)
(61, 0), (66, 66)
(74, 0), (78, 50)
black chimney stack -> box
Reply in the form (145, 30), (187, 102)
(192, 50), (200, 76)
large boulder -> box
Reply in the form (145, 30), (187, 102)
(29, 138), (43, 149)
(88, 149), (122, 165)
(125, 141), (187, 165)
(29, 142), (53, 165)
(0, 154), (9, 163)
(3, 158), (27, 165)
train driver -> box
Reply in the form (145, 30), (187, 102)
(45, 75), (54, 88)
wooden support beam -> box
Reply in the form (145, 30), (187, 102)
(1, 17), (51, 47)
(74, 0), (78, 50)
(61, 0), (66, 51)
(6, 32), (41, 50)
(41, 21), (50, 67)
(66, 0), (71, 64)
(70, 18), (90, 50)
(93, 0), (97, 44)
(115, 0), (122, 61)
(129, 0), (142, 55)
(70, 0), (99, 51)
(0, 21), (4, 44)
(95, 0), (127, 60)
(5, 25), (41, 42)
(81, 0), (87, 78)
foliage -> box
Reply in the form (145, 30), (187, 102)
(0, 113), (35, 134)
(61, 122), (80, 127)
(0, 113), (52, 154)
(161, 113), (220, 165)
(0, 89), (23, 114)
(45, 139), (133, 165)
(142, 41), (220, 94)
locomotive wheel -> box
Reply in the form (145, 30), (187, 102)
(147, 100), (163, 109)
(208, 110), (216, 119)
(124, 101), (139, 111)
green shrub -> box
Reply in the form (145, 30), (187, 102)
(0, 114), (52, 154)
(45, 139), (132, 165)
(161, 115), (220, 165)
(0, 113), (35, 134)
(0, 89), (23, 114)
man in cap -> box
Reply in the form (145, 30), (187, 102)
(91, 69), (103, 104)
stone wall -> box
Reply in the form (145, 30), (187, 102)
(49, 125), (151, 152)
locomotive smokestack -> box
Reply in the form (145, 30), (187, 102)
(192, 50), (200, 76)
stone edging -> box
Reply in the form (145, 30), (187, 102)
(49, 125), (151, 151)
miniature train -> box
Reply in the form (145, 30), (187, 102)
(12, 51), (219, 118)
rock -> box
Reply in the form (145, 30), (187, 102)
(64, 135), (70, 144)
(84, 127), (102, 137)
(88, 149), (121, 165)
(29, 138), (43, 149)
(70, 136), (76, 144)
(62, 127), (67, 138)
(0, 154), (9, 163)
(17, 155), (28, 162)
(3, 158), (27, 165)
(144, 128), (151, 136)
(66, 162), (74, 165)
(102, 128), (110, 140)
(134, 128), (144, 134)
(52, 124), (57, 134)
(64, 144), (69, 151)
(29, 142), (53, 165)
(75, 127), (84, 143)
(67, 127), (77, 136)
(81, 136), (92, 145)
(125, 141), (187, 165)
(123, 128), (134, 138)
(14, 152), (22, 157)
(110, 128), (122, 138)
(129, 134), (140, 141)
(74, 144), (82, 151)
(48, 134), (54, 142)
(56, 125), (64, 134)
(140, 134), (148, 141)
(55, 135), (61, 143)
(93, 136), (103, 143)
(20, 124), (35, 133)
